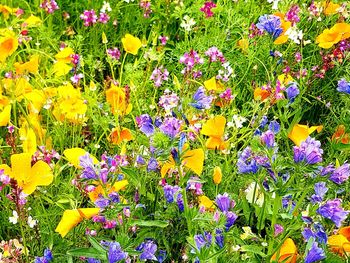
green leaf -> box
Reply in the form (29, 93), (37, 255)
(130, 219), (169, 228)
(240, 245), (267, 257)
(87, 236), (106, 253)
(67, 248), (107, 260)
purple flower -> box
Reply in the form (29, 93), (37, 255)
(310, 182), (328, 204)
(256, 15), (283, 39)
(158, 91), (179, 113)
(147, 157), (158, 172)
(268, 120), (280, 133)
(286, 83), (299, 102)
(225, 211), (238, 231)
(274, 224), (284, 236)
(40, 0), (59, 14)
(304, 242), (325, 263)
(320, 164), (335, 176)
(98, 12), (110, 24)
(95, 198), (110, 208)
(34, 248), (53, 263)
(194, 232), (212, 250)
(176, 193), (184, 212)
(159, 117), (182, 138)
(163, 185), (181, 203)
(260, 130), (275, 148)
(80, 10), (98, 26)
(137, 240), (157, 261)
(79, 153), (98, 180)
(293, 137), (323, 165)
(317, 199), (349, 227)
(329, 163), (350, 185)
(285, 5), (301, 25)
(87, 258), (101, 263)
(215, 229), (224, 248)
(337, 78), (350, 94)
(107, 242), (127, 263)
(179, 50), (204, 75)
(237, 147), (259, 174)
(200, 1), (217, 18)
(108, 192), (120, 203)
(140, 0), (152, 18)
(205, 46), (225, 63)
(107, 48), (121, 60)
(215, 193), (231, 213)
(136, 114), (155, 136)
(150, 66), (169, 87)
(190, 86), (213, 110)
(158, 36), (168, 46)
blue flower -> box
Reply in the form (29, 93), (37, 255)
(190, 86), (213, 110)
(225, 211), (238, 231)
(293, 137), (323, 165)
(95, 197), (111, 208)
(310, 182), (328, 204)
(159, 117), (182, 138)
(268, 120), (280, 133)
(237, 147), (259, 174)
(256, 15), (283, 39)
(108, 242), (127, 263)
(317, 199), (349, 227)
(137, 240), (158, 261)
(147, 157), (158, 172)
(194, 232), (212, 250)
(260, 130), (275, 148)
(136, 114), (155, 136)
(215, 193), (231, 213)
(34, 248), (53, 263)
(337, 78), (350, 94)
(215, 229), (224, 248)
(286, 82), (299, 102)
(329, 163), (350, 185)
(304, 242), (325, 263)
(79, 153), (98, 180)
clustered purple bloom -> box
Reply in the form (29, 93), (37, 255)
(158, 90), (179, 114)
(40, 0), (59, 14)
(194, 232), (212, 250)
(150, 66), (169, 87)
(98, 12), (110, 24)
(190, 86), (213, 110)
(159, 117), (182, 138)
(217, 62), (233, 82)
(260, 130), (275, 148)
(219, 88), (234, 102)
(80, 153), (98, 180)
(107, 242), (127, 263)
(285, 5), (301, 25)
(179, 50), (204, 76)
(140, 0), (152, 18)
(163, 184), (181, 203)
(285, 82), (300, 102)
(205, 46), (225, 63)
(158, 35), (168, 46)
(256, 14), (283, 39)
(302, 223), (327, 244)
(293, 137), (323, 165)
(80, 10), (98, 26)
(317, 199), (349, 227)
(329, 163), (350, 185)
(200, 1), (216, 18)
(186, 177), (203, 195)
(215, 193), (238, 231)
(337, 78), (350, 94)
(215, 229), (224, 248)
(34, 248), (53, 263)
(147, 157), (158, 172)
(107, 48), (121, 60)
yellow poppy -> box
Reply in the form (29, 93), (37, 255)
(201, 116), (228, 150)
(0, 153), (53, 195)
(19, 126), (37, 155)
(198, 195), (215, 211)
(23, 15), (42, 27)
(237, 38), (249, 52)
(14, 55), (39, 75)
(204, 77), (224, 92)
(55, 208), (100, 238)
(0, 104), (11, 126)
(110, 127), (133, 145)
(254, 87), (270, 101)
(316, 28), (342, 49)
(0, 34), (18, 62)
(63, 148), (99, 168)
(213, 166), (222, 185)
(288, 124), (323, 146)
(323, 1), (340, 16)
(105, 83), (132, 115)
(121, 34), (142, 55)
(271, 238), (298, 263)
(161, 148), (204, 177)
(0, 5), (16, 19)
(328, 226), (350, 256)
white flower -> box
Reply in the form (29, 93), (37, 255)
(244, 182), (264, 207)
(230, 114), (247, 129)
(9, 211), (18, 224)
(286, 26), (303, 44)
(180, 15), (196, 32)
(267, 0), (281, 10)
(101, 1), (112, 13)
(124, 0), (135, 3)
(27, 216), (37, 228)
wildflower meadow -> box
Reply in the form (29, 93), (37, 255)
(1, 0), (350, 262)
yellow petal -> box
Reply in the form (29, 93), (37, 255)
(328, 234), (350, 256)
(22, 128), (37, 155)
(271, 238), (297, 263)
(288, 124), (323, 146)
(112, 180), (129, 192)
(0, 104), (11, 126)
(213, 166), (222, 185)
(161, 157), (176, 178)
(182, 148), (204, 176)
(55, 47), (74, 62)
(63, 148), (99, 168)
(23, 15), (42, 27)
(0, 35), (18, 62)
(0, 164), (11, 177)
(198, 195), (214, 211)
(53, 61), (72, 77)
(122, 34), (142, 55)
(201, 116), (226, 138)
(11, 153), (32, 184)
(204, 77), (224, 92)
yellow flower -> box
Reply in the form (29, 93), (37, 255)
(55, 47), (74, 63)
(213, 166), (222, 185)
(204, 77), (224, 92)
(328, 226), (350, 256)
(59, 97), (87, 122)
(110, 127), (133, 145)
(63, 147), (99, 168)
(122, 34), (142, 55)
(0, 34), (18, 62)
(201, 116), (228, 150)
(237, 38), (249, 52)
(52, 47), (74, 76)
(23, 15), (42, 27)
(271, 238), (298, 263)
(55, 208), (100, 238)
(288, 124), (323, 146)
(323, 1), (340, 16)
(316, 23), (350, 49)
(88, 180), (128, 202)
(19, 126), (37, 155)
(0, 153), (53, 195)
(25, 89), (46, 114)
(0, 5), (16, 19)
(198, 195), (214, 211)
(0, 104), (11, 126)
(273, 13), (291, 45)
(105, 83), (132, 116)
(14, 55), (39, 75)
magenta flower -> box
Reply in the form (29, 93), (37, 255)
(40, 0), (59, 14)
(80, 10), (98, 26)
(200, 1), (217, 18)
